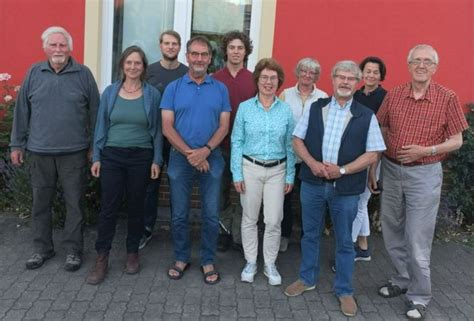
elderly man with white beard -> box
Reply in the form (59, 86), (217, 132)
(284, 61), (385, 318)
(10, 26), (100, 272)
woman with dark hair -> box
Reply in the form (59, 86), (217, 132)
(231, 58), (295, 286)
(86, 46), (163, 284)
(351, 56), (387, 260)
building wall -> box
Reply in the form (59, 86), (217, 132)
(0, 0), (86, 84)
(273, 0), (474, 105)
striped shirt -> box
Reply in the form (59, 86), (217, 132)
(377, 81), (468, 163)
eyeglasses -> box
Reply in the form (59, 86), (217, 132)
(409, 59), (436, 67)
(300, 69), (319, 76)
(259, 75), (279, 83)
(334, 74), (358, 82)
(188, 51), (210, 59)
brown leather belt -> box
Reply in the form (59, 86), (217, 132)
(243, 155), (286, 168)
(385, 156), (425, 167)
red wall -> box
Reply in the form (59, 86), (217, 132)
(0, 0), (85, 86)
(273, 0), (474, 106)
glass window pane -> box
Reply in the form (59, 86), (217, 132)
(191, 0), (252, 72)
(112, 0), (175, 81)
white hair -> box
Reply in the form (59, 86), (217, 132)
(294, 57), (322, 76)
(41, 26), (73, 51)
(407, 44), (439, 64)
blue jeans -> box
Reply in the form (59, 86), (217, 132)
(299, 181), (359, 297)
(167, 148), (224, 265)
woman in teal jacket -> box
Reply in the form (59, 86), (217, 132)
(87, 46), (162, 285)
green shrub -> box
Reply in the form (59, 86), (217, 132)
(0, 150), (100, 226)
(444, 104), (474, 225)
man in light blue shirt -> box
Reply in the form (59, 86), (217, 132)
(285, 61), (385, 318)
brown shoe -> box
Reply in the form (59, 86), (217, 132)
(339, 295), (357, 317)
(86, 253), (109, 285)
(125, 253), (139, 274)
(284, 279), (316, 297)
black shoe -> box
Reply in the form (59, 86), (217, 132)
(64, 254), (82, 272)
(25, 251), (56, 270)
(217, 234), (232, 252)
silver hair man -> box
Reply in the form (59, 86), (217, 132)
(41, 26), (73, 51)
(331, 60), (362, 81)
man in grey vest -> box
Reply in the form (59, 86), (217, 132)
(10, 26), (100, 272)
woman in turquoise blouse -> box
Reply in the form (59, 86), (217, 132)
(231, 58), (295, 286)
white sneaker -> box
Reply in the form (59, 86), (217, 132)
(279, 237), (289, 252)
(241, 262), (257, 283)
(264, 263), (282, 286)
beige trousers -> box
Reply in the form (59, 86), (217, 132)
(240, 159), (286, 265)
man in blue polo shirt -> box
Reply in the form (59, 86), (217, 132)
(161, 36), (231, 285)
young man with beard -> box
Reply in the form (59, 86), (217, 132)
(139, 30), (188, 249)
(212, 30), (257, 252)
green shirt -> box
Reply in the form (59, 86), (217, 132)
(105, 95), (152, 149)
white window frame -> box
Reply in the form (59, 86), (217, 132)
(99, 0), (261, 90)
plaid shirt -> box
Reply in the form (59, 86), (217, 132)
(377, 81), (468, 163)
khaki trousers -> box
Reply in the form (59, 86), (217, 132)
(240, 159), (286, 265)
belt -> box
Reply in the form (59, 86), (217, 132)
(385, 156), (425, 167)
(243, 155), (286, 168)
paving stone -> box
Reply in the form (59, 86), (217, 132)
(237, 298), (256, 318)
(23, 300), (53, 319)
(83, 310), (105, 321)
(2, 282), (29, 299)
(12, 289), (41, 309)
(3, 309), (28, 321)
(0, 213), (472, 320)
(44, 310), (67, 321)
(51, 291), (77, 310)
(89, 291), (113, 311)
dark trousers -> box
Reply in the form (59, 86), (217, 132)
(143, 139), (171, 230)
(95, 147), (152, 254)
(29, 150), (87, 255)
(281, 163), (301, 238)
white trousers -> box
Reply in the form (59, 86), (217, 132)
(352, 163), (380, 242)
(240, 159), (286, 265)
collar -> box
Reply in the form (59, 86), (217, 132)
(405, 81), (435, 103)
(295, 83), (319, 97)
(330, 96), (353, 110)
(183, 73), (213, 85)
(359, 85), (383, 97)
(253, 95), (281, 110)
(223, 65), (247, 79)
(40, 57), (79, 73)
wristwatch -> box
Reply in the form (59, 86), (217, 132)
(430, 146), (437, 156)
(339, 166), (346, 175)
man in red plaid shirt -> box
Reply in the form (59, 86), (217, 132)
(372, 44), (468, 320)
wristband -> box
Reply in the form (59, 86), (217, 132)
(205, 144), (212, 151)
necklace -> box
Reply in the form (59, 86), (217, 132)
(122, 83), (142, 93)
